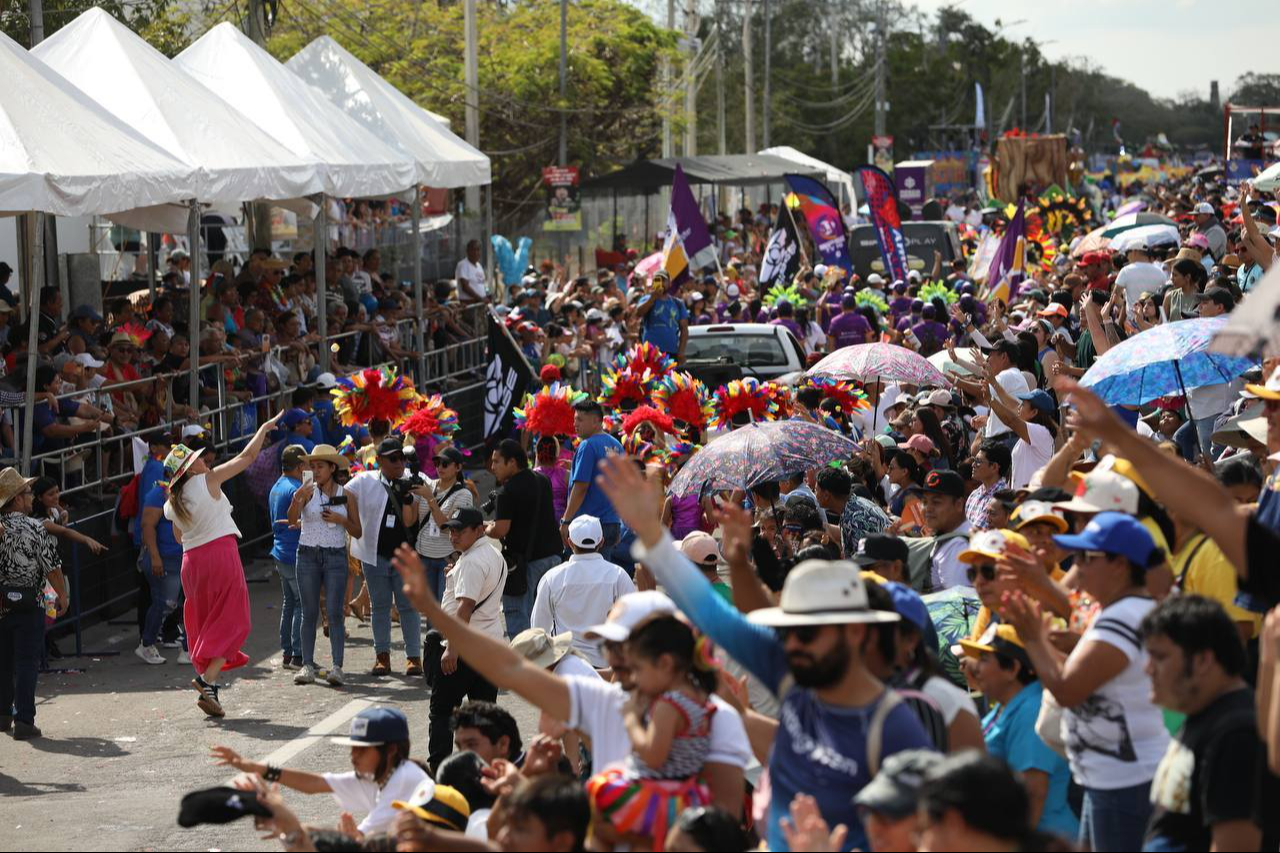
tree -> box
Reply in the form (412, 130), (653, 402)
(1, 0), (192, 55)
(1230, 73), (1280, 107)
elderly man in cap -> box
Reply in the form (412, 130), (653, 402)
(530, 515), (635, 670)
(344, 437), (424, 677)
(1193, 201), (1228, 261)
(592, 453), (931, 851)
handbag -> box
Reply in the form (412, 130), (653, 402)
(1, 585), (43, 615)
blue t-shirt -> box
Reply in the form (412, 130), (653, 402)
(310, 401), (336, 447)
(640, 533), (934, 851)
(982, 682), (1079, 839)
(269, 475), (302, 565)
(30, 398), (80, 454)
(132, 457), (169, 548)
(140, 484), (182, 559)
(638, 294), (688, 356)
(569, 432), (623, 524)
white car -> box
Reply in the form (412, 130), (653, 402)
(684, 323), (808, 384)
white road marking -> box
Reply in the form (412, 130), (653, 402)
(235, 697), (373, 777)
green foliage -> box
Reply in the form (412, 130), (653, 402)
(1, 0), (192, 55)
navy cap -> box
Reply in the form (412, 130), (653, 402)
(433, 446), (465, 467)
(376, 437), (407, 457)
(282, 408), (310, 428)
(1017, 389), (1055, 417)
(853, 534), (909, 567)
(442, 507), (486, 529)
(853, 750), (945, 818)
(331, 706), (410, 747)
(1052, 511), (1157, 567)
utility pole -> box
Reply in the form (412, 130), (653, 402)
(716, 0), (726, 156)
(742, 0), (754, 152)
(27, 0), (44, 44)
(873, 0), (886, 137)
(1020, 48), (1027, 131)
(244, 0), (273, 251)
(830, 10), (838, 86)
(464, 0), (480, 214)
(662, 0), (674, 158)
(558, 0), (568, 165)
(1048, 64), (1056, 133)
(684, 0), (697, 155)
(761, 0), (770, 149)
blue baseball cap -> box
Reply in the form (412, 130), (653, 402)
(1052, 511), (1156, 567)
(282, 408), (310, 428)
(881, 580), (939, 653)
(1017, 389), (1055, 417)
(331, 706), (410, 747)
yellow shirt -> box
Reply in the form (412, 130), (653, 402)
(1173, 532), (1261, 637)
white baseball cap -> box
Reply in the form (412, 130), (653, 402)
(726, 284), (741, 298)
(1053, 469), (1139, 515)
(568, 515), (603, 549)
(315, 372), (338, 389)
(181, 424), (207, 438)
(1194, 201), (1215, 215)
(866, 273), (885, 285)
(813, 264), (829, 277)
(747, 560), (900, 628)
(907, 270), (922, 282)
(73, 353), (104, 368)
(584, 591), (677, 642)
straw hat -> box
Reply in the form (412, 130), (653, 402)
(0, 468), (37, 507)
(304, 444), (349, 469)
(510, 628), (576, 670)
(161, 443), (205, 485)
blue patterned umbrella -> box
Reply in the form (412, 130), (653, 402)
(668, 419), (857, 497)
(1080, 317), (1259, 406)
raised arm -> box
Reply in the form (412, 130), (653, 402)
(207, 410), (285, 494)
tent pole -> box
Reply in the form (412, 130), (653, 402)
(20, 213), (43, 476)
(484, 184), (494, 299)
(315, 195), (329, 373)
(147, 232), (158, 304)
(188, 200), (201, 420)
(413, 186), (426, 384)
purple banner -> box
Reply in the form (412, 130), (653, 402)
(854, 166), (910, 283)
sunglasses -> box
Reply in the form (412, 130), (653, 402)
(432, 457), (457, 467)
(777, 624), (823, 644)
(965, 563), (997, 584)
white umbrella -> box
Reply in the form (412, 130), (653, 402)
(928, 347), (981, 378)
(1211, 263), (1280, 358)
(1253, 160), (1280, 194)
(1110, 224), (1180, 253)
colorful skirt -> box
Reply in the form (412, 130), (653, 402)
(181, 535), (250, 674)
(586, 767), (711, 851)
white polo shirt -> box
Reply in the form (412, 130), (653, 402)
(441, 537), (507, 641)
(531, 552), (636, 669)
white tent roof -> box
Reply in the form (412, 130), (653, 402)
(0, 29), (196, 216)
(287, 36), (490, 189)
(175, 24), (417, 199)
(759, 145), (857, 207)
(32, 8), (322, 204)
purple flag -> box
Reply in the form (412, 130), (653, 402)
(661, 163), (717, 285)
(985, 199), (1027, 304)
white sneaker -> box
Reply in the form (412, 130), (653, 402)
(177, 649), (191, 665)
(293, 664), (317, 685)
(326, 666), (345, 687)
(134, 644), (165, 665)
(159, 640), (182, 649)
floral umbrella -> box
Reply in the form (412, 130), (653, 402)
(668, 419), (857, 498)
(809, 342), (951, 387)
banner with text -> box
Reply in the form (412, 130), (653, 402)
(542, 166), (581, 231)
(854, 166), (910, 284)
(783, 173), (852, 274)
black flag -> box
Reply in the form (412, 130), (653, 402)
(758, 205), (802, 288)
(483, 312), (535, 440)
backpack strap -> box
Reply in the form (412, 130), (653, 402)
(867, 690), (905, 778)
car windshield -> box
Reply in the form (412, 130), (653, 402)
(684, 333), (789, 366)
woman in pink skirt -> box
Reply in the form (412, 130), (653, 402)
(163, 411), (284, 718)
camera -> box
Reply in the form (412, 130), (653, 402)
(327, 495), (348, 506)
(391, 475), (422, 506)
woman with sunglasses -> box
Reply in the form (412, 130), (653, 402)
(1002, 512), (1170, 852)
(411, 447), (474, 605)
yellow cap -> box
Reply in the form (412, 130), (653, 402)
(958, 529), (1030, 565)
(1010, 501), (1070, 534)
(392, 782), (471, 832)
(1104, 456), (1152, 497)
(958, 623), (1028, 659)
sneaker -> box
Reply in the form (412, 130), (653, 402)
(281, 656), (299, 671)
(159, 640), (182, 649)
(326, 667), (345, 687)
(135, 644), (166, 665)
(177, 649), (191, 665)
(13, 722), (41, 740)
(293, 664), (317, 685)
(191, 678), (224, 718)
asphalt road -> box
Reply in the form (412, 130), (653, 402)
(0, 554), (541, 852)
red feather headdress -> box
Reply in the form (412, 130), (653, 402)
(621, 405), (677, 437)
(515, 383), (587, 437)
(331, 368), (417, 427)
(652, 371), (714, 431)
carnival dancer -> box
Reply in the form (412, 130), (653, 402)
(163, 411), (285, 717)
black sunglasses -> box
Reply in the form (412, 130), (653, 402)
(965, 563), (997, 584)
(777, 624), (822, 644)
(432, 457), (456, 467)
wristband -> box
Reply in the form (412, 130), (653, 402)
(263, 764), (283, 782)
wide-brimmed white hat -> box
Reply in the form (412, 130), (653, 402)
(747, 560), (900, 628)
(510, 628), (576, 670)
(161, 444), (204, 485)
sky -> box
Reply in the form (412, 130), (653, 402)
(908, 0), (1274, 102)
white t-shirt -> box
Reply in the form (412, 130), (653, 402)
(1011, 422), (1054, 490)
(455, 258), (487, 300)
(441, 538), (507, 641)
(465, 808), (492, 840)
(531, 553), (636, 670)
(1061, 595), (1170, 789)
(1115, 262), (1166, 305)
(986, 369), (1031, 437)
(922, 674), (977, 727)
(566, 676), (751, 775)
(323, 760), (428, 836)
(164, 473), (241, 550)
(552, 652), (602, 681)
(414, 481), (474, 559)
(930, 522), (973, 590)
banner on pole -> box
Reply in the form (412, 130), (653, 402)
(483, 312), (535, 440)
(783, 173), (852, 274)
(985, 198), (1027, 305)
(660, 163), (717, 285)
(542, 166), (581, 231)
(854, 166), (910, 283)
(759, 202), (803, 287)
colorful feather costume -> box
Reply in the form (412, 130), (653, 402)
(621, 405), (677, 438)
(514, 383), (587, 437)
(801, 377), (871, 414)
(620, 342), (676, 382)
(854, 289), (890, 314)
(331, 368), (417, 427)
(710, 377), (777, 429)
(400, 394), (460, 442)
(651, 372), (714, 431)
(599, 366), (654, 412)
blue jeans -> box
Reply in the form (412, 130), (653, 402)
(364, 555), (422, 657)
(1174, 414), (1220, 462)
(297, 546), (348, 668)
(139, 551), (184, 648)
(421, 556), (449, 603)
(275, 559), (303, 659)
(503, 554), (563, 639)
(1081, 781), (1153, 853)
(0, 608), (43, 725)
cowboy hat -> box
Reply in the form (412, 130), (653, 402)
(304, 444), (349, 469)
(0, 468), (37, 507)
(510, 628), (577, 670)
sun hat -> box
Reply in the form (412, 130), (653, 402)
(510, 628), (577, 670)
(304, 444), (350, 469)
(0, 467), (37, 507)
(161, 444), (205, 485)
(746, 560), (900, 627)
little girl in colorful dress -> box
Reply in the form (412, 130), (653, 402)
(587, 614), (718, 851)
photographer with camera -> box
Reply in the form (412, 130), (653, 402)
(344, 437), (425, 677)
(287, 445), (362, 687)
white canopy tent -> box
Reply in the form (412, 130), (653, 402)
(0, 28), (199, 474)
(286, 35), (491, 189)
(32, 8), (324, 208)
(759, 145), (857, 210)
(174, 23), (417, 199)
